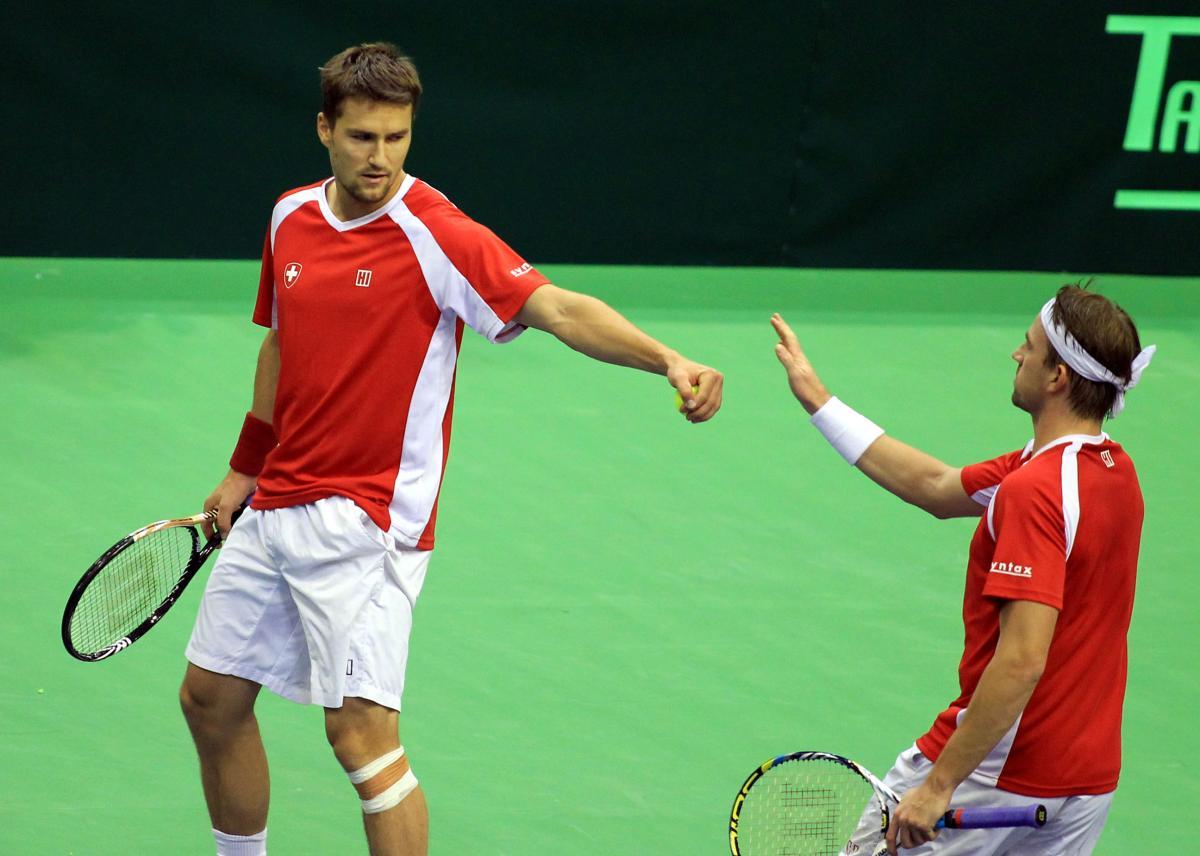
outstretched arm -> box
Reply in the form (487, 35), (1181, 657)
(771, 313), (981, 519)
(201, 330), (279, 538)
(516, 284), (724, 423)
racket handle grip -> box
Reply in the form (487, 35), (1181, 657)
(939, 804), (1047, 829)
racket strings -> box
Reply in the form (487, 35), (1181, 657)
(68, 527), (198, 653)
(738, 759), (877, 855)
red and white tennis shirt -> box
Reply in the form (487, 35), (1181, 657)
(248, 175), (549, 549)
(916, 433), (1144, 797)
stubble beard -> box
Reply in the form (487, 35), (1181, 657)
(345, 177), (391, 204)
(1011, 385), (1042, 417)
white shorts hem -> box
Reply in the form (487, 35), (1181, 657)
(185, 651), (403, 712)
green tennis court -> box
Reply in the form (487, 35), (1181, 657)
(2, 259), (1195, 853)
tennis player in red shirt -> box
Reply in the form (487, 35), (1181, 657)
(180, 43), (723, 856)
(772, 285), (1154, 855)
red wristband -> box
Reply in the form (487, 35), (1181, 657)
(229, 412), (277, 476)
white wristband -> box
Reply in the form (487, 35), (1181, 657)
(810, 396), (884, 465)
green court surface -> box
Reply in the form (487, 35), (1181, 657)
(1, 259), (1196, 854)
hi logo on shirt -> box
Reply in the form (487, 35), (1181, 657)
(283, 262), (303, 288)
(509, 262), (533, 277)
(1101, 450), (1116, 468)
(355, 269), (373, 288)
(990, 561), (1033, 578)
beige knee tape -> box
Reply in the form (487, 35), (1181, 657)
(348, 746), (419, 814)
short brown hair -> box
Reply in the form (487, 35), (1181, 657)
(319, 43), (422, 124)
(1043, 283), (1142, 421)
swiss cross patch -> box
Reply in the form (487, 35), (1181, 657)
(283, 262), (303, 288)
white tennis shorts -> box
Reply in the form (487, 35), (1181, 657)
(185, 496), (430, 711)
(842, 745), (1114, 856)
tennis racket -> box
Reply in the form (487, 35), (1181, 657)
(62, 507), (243, 662)
(729, 751), (1046, 856)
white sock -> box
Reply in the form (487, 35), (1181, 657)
(212, 827), (267, 856)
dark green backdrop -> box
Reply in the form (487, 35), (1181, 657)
(6, 1), (1199, 273)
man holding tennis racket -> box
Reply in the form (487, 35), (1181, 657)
(179, 43), (723, 856)
(772, 286), (1152, 855)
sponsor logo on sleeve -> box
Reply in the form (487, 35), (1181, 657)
(509, 262), (533, 277)
(1101, 450), (1116, 468)
(355, 269), (373, 288)
(990, 561), (1033, 578)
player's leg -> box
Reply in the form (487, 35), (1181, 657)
(180, 663), (268, 834)
(279, 497), (431, 853)
(181, 506), (301, 852)
(325, 697), (428, 856)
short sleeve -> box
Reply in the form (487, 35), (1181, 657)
(252, 228), (275, 329)
(961, 449), (1027, 507)
(983, 472), (1067, 609)
(399, 196), (549, 342)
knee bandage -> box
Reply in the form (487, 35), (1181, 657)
(348, 746), (419, 814)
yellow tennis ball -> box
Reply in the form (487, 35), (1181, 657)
(675, 385), (700, 411)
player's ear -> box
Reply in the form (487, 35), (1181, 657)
(317, 112), (333, 147)
(1049, 361), (1071, 394)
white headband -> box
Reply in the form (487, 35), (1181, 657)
(1039, 298), (1156, 418)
